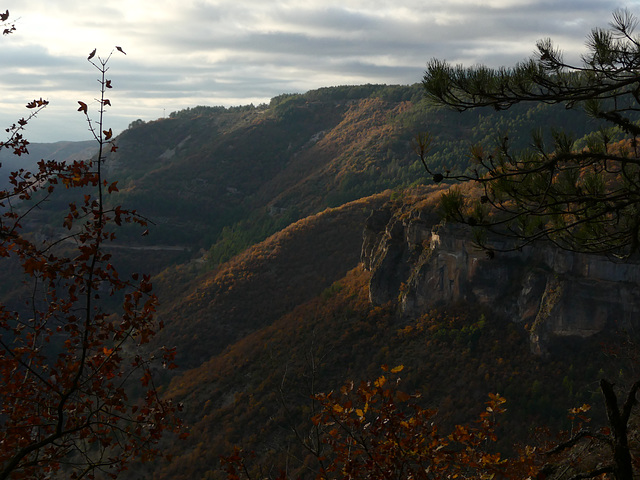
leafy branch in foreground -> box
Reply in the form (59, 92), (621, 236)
(0, 46), (184, 480)
(421, 9), (640, 258)
(222, 367), (640, 480)
(420, 8), (640, 480)
(221, 366), (541, 480)
(1, 9), (15, 35)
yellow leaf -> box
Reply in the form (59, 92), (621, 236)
(391, 365), (404, 373)
(374, 375), (387, 388)
(355, 409), (364, 418)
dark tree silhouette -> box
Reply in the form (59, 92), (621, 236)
(422, 10), (640, 480)
(421, 9), (640, 259)
(0, 24), (184, 480)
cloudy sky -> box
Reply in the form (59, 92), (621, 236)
(1, 0), (639, 142)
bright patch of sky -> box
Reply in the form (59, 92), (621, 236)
(0, 0), (639, 142)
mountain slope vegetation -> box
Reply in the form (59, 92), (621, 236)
(91, 84), (605, 268)
(148, 188), (618, 480)
(151, 192), (391, 369)
(7, 84), (631, 480)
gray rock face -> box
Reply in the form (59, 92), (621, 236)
(361, 205), (640, 356)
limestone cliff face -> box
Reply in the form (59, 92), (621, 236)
(361, 202), (640, 356)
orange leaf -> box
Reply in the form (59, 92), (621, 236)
(103, 128), (113, 140)
(374, 375), (387, 388)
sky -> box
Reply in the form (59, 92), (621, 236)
(1, 0), (639, 143)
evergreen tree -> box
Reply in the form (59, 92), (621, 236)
(422, 9), (640, 258)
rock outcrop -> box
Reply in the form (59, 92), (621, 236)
(362, 199), (640, 356)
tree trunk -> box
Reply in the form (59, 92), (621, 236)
(600, 379), (640, 480)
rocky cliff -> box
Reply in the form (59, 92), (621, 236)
(362, 192), (640, 356)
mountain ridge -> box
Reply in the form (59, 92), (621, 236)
(2, 84), (632, 479)
(147, 186), (622, 480)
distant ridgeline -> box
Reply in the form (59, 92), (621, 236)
(0, 140), (96, 188)
(6, 84), (637, 480)
(7, 84), (622, 276)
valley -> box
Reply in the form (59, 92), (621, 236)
(5, 83), (640, 479)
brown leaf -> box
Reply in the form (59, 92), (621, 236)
(116, 46), (126, 55)
(77, 101), (88, 114)
(88, 48), (96, 60)
(26, 98), (49, 109)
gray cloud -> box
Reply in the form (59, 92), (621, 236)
(1, 0), (638, 142)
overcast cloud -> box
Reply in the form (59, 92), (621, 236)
(1, 0), (639, 142)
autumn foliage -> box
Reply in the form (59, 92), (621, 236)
(221, 366), (541, 480)
(0, 41), (183, 479)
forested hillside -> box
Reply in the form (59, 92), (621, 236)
(25, 84), (606, 276)
(145, 188), (623, 480)
(5, 84), (635, 480)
